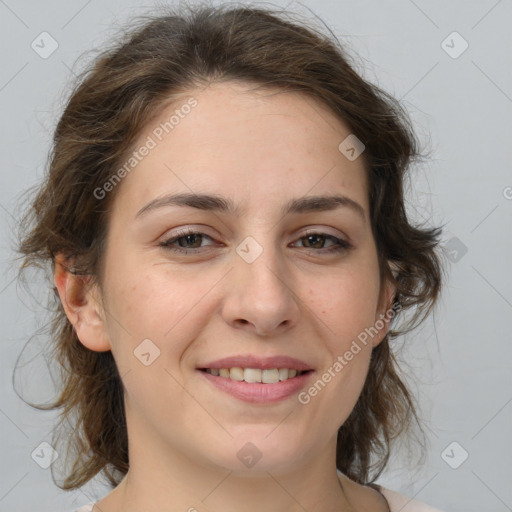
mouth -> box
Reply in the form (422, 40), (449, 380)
(196, 356), (315, 403)
(196, 355), (315, 403)
(198, 367), (313, 383)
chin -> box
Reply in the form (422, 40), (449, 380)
(204, 431), (308, 477)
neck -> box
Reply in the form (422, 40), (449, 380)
(99, 428), (356, 512)
(110, 468), (355, 512)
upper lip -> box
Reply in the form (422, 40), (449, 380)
(198, 355), (314, 372)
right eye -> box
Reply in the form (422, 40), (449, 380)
(159, 229), (216, 254)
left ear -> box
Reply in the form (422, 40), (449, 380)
(372, 262), (399, 348)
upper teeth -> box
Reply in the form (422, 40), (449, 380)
(206, 367), (301, 383)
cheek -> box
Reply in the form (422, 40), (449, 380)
(316, 265), (381, 414)
(102, 260), (217, 364)
(310, 267), (381, 340)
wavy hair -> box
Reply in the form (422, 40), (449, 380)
(16, 3), (445, 490)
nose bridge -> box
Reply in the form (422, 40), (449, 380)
(224, 230), (300, 334)
(235, 232), (289, 298)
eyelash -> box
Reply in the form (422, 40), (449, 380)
(159, 228), (353, 255)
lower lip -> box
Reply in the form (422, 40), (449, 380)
(198, 370), (314, 403)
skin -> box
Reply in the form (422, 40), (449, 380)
(55, 81), (395, 512)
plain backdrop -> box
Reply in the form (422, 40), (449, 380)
(1, 1), (511, 511)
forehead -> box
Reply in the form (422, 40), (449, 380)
(112, 81), (369, 217)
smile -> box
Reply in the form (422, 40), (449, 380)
(201, 367), (308, 383)
(198, 368), (314, 403)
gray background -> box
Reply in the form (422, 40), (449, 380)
(1, 1), (511, 511)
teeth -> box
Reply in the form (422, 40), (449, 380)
(205, 367), (303, 383)
(262, 369), (280, 384)
(229, 367), (244, 381)
(244, 368), (262, 383)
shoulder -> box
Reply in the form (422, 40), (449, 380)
(378, 485), (445, 512)
(73, 504), (95, 512)
(73, 483), (446, 512)
(337, 470), (444, 512)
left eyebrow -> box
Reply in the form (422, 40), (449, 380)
(135, 192), (366, 223)
(282, 194), (366, 223)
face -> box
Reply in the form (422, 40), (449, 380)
(73, 81), (395, 477)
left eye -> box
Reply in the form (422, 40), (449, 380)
(294, 232), (349, 251)
(159, 229), (352, 254)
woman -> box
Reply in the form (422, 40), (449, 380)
(18, 4), (445, 511)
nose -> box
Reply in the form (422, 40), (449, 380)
(220, 237), (301, 337)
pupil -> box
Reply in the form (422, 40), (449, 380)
(181, 234), (201, 248)
(307, 235), (323, 248)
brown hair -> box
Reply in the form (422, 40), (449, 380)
(16, 3), (445, 491)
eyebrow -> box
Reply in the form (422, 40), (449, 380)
(135, 192), (366, 222)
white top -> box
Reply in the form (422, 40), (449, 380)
(378, 486), (444, 511)
(73, 486), (443, 512)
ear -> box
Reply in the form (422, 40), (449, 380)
(53, 255), (111, 352)
(372, 261), (399, 348)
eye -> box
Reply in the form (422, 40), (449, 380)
(159, 228), (215, 254)
(292, 230), (353, 254)
(159, 228), (353, 255)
